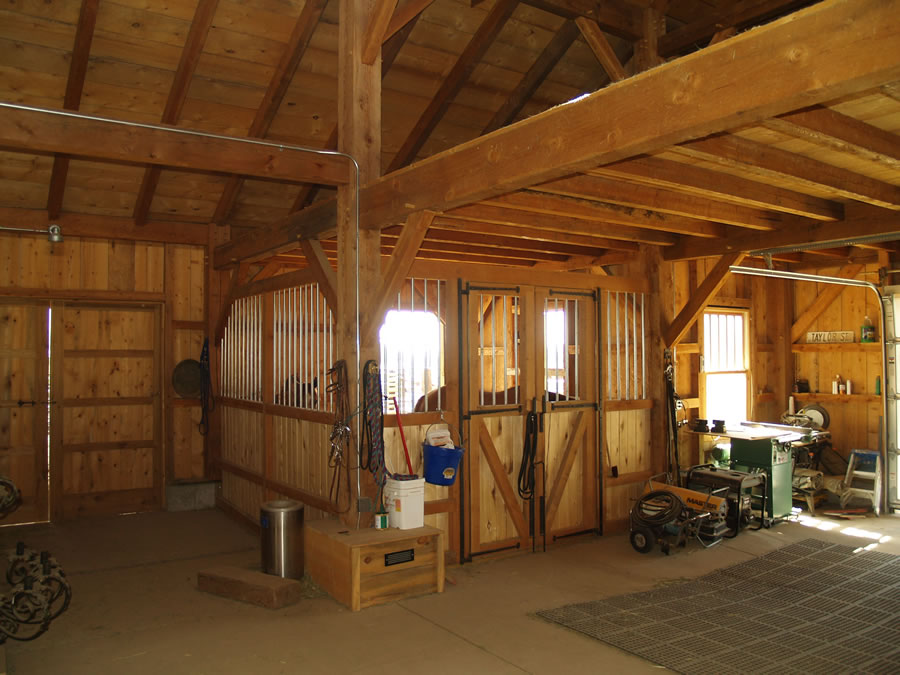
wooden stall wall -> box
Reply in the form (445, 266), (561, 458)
(215, 276), (462, 559)
(216, 286), (341, 528)
(0, 232), (208, 519)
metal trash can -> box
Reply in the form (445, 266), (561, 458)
(260, 499), (304, 579)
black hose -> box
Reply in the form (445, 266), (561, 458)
(632, 490), (684, 528)
(518, 412), (538, 500)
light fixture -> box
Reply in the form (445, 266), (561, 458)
(0, 224), (63, 243)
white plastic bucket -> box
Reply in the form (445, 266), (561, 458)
(384, 477), (425, 529)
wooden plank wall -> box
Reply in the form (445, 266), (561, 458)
(669, 258), (883, 467)
(0, 231), (208, 517)
(790, 263), (883, 456)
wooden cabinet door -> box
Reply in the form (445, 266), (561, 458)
(0, 302), (50, 525)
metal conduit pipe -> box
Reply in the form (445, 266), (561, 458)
(729, 265), (890, 514)
(0, 102), (364, 514)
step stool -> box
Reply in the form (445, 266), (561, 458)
(840, 450), (882, 515)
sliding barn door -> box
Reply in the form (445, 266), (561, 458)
(60, 304), (162, 518)
(463, 284), (600, 557)
(0, 302), (50, 525)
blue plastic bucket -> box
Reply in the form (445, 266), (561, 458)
(423, 443), (464, 486)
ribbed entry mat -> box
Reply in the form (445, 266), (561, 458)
(537, 539), (900, 674)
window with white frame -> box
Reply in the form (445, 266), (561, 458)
(703, 310), (749, 424)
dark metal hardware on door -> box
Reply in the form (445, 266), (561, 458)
(16, 400), (55, 407)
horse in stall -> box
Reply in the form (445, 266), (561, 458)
(414, 385), (569, 412)
(275, 375), (318, 408)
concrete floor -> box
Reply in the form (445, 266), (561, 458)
(3, 507), (899, 674)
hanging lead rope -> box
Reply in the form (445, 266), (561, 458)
(327, 360), (351, 513)
(518, 412), (539, 500)
(198, 338), (214, 436)
(362, 361), (389, 493)
(664, 350), (684, 487)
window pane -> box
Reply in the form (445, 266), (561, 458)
(706, 373), (747, 422)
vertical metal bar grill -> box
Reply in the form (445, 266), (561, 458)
(378, 278), (446, 413)
(604, 291), (648, 401)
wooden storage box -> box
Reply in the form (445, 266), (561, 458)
(304, 519), (444, 611)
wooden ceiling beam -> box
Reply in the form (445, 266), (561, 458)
(763, 106), (900, 171)
(483, 20), (580, 134)
(357, 0), (900, 229)
(0, 208), (208, 245)
(485, 191), (729, 238)
(663, 206), (900, 261)
(386, 0), (518, 172)
(133, 0), (219, 226)
(383, 0), (436, 41)
(521, 0), (641, 41)
(215, 198), (337, 267)
(361, 0), (399, 65)
(212, 0), (327, 224)
(444, 203), (678, 245)
(533, 173), (791, 230)
(396, 224), (611, 258)
(408, 259), (649, 292)
(593, 156), (843, 221)
(674, 134), (900, 209)
(429, 215), (640, 252)
(46, 0), (99, 221)
(658, 0), (814, 57)
(0, 105), (350, 185)
(575, 17), (626, 82)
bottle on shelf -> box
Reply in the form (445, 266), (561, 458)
(832, 374), (842, 395)
(861, 315), (876, 343)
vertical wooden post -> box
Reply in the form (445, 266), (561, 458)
(205, 224), (230, 480)
(645, 246), (671, 475)
(337, 0), (382, 521)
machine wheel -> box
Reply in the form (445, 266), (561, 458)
(630, 527), (656, 554)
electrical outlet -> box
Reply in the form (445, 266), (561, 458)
(357, 497), (373, 512)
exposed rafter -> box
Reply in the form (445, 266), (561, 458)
(482, 20), (580, 134)
(386, 0), (518, 172)
(133, 0), (219, 226)
(211, 0), (327, 225)
(46, 0), (99, 221)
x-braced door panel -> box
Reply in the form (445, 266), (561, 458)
(538, 289), (598, 540)
(463, 284), (599, 557)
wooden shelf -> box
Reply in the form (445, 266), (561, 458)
(793, 393), (881, 403)
(792, 343), (880, 352)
